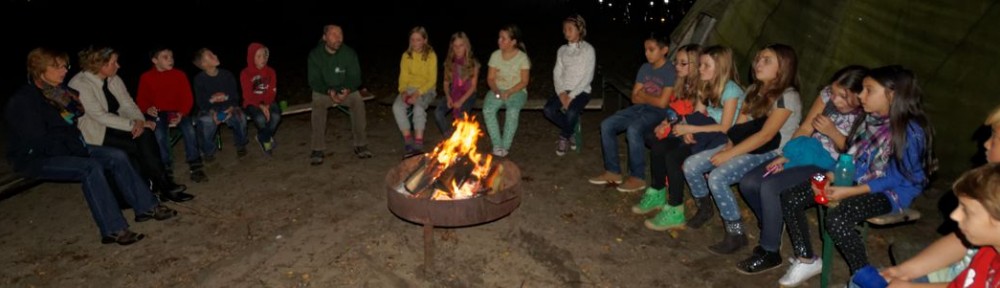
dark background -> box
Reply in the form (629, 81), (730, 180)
(0, 0), (696, 108)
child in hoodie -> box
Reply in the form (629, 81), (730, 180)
(241, 43), (280, 155)
(192, 48), (249, 160)
(138, 47), (208, 183)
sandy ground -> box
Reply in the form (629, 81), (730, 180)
(0, 99), (947, 287)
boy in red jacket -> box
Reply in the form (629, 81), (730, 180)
(241, 42), (280, 155)
(138, 47), (208, 183)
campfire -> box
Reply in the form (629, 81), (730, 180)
(396, 114), (503, 200)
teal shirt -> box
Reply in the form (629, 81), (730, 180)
(706, 80), (744, 127)
(308, 43), (362, 94)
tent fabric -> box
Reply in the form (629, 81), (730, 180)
(672, 0), (1000, 180)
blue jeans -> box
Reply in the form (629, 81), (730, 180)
(18, 146), (158, 237)
(246, 103), (281, 143)
(197, 108), (249, 156)
(543, 92), (590, 139)
(599, 104), (670, 179)
(683, 146), (778, 222)
(153, 113), (200, 167)
(434, 96), (476, 137)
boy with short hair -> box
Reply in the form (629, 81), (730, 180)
(241, 42), (280, 155)
(138, 47), (207, 183)
(192, 48), (249, 160)
(945, 163), (1000, 288)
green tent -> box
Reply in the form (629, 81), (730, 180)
(670, 0), (1000, 181)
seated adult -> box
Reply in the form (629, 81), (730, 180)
(5, 48), (176, 245)
(68, 46), (194, 202)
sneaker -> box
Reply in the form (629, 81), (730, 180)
(778, 257), (822, 287)
(135, 205), (177, 222)
(190, 170), (208, 183)
(851, 265), (888, 288)
(616, 176), (647, 192)
(736, 246), (783, 274)
(555, 137), (569, 156)
(569, 140), (578, 151)
(632, 187), (666, 214)
(310, 150), (324, 166)
(492, 147), (508, 157)
(644, 203), (686, 230)
(354, 146), (373, 159)
(588, 171), (623, 185)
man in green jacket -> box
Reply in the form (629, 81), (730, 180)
(308, 24), (372, 165)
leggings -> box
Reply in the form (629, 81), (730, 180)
(782, 182), (893, 272)
(739, 164), (825, 252)
(646, 134), (691, 206)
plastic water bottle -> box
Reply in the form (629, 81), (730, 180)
(833, 153), (855, 187)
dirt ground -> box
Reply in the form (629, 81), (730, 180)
(0, 97), (948, 287)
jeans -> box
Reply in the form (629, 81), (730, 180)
(18, 146), (158, 237)
(683, 147), (778, 222)
(197, 107), (249, 157)
(392, 90), (436, 133)
(739, 163), (824, 252)
(153, 114), (200, 168)
(599, 104), (669, 179)
(311, 91), (367, 150)
(434, 96), (477, 137)
(245, 103), (281, 143)
(482, 90), (527, 150)
(543, 92), (590, 139)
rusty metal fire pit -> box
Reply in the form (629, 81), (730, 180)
(385, 155), (522, 271)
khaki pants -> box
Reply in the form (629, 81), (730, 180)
(311, 91), (367, 151)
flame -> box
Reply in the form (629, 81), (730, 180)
(428, 114), (494, 200)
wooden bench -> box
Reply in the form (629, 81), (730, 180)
(279, 93), (376, 116)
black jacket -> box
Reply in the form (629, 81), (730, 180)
(5, 84), (88, 171)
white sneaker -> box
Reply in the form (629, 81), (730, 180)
(493, 147), (504, 157)
(778, 257), (822, 287)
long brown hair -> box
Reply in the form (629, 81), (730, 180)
(405, 26), (434, 61)
(698, 45), (738, 108)
(742, 44), (799, 118)
(443, 32), (479, 84)
(673, 44), (701, 101)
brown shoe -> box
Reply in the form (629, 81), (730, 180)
(588, 171), (623, 185)
(617, 177), (647, 192)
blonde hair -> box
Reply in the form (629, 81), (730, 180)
(673, 44), (701, 101)
(78, 47), (116, 74)
(698, 45), (739, 108)
(406, 26), (434, 61)
(985, 104), (1000, 128)
(27, 47), (69, 81)
(443, 32), (479, 84)
(953, 163), (1000, 221)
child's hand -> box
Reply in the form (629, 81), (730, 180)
(766, 156), (789, 174)
(673, 124), (693, 136)
(210, 92), (227, 103)
(169, 113), (182, 126)
(146, 106), (159, 117)
(261, 104), (271, 122)
(682, 134), (696, 144)
(813, 115), (838, 138)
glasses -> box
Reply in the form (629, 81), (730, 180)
(50, 63), (71, 70)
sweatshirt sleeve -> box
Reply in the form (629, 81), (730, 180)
(418, 52), (437, 94)
(866, 123), (927, 208)
(346, 49), (362, 91)
(307, 51), (327, 94)
(193, 75), (211, 112)
(240, 69), (257, 107)
(265, 68), (277, 105)
(569, 46), (596, 99)
(136, 73), (153, 112)
(398, 53), (409, 93)
(226, 71), (241, 108)
(178, 72), (194, 115)
(553, 46), (565, 94)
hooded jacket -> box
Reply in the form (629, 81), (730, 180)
(240, 42), (278, 107)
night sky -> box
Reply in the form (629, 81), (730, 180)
(0, 0), (695, 108)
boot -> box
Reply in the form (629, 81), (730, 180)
(708, 221), (748, 255)
(155, 175), (193, 203)
(686, 196), (715, 229)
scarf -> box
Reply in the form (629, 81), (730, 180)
(850, 115), (892, 184)
(36, 79), (84, 125)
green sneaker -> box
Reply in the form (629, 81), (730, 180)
(631, 187), (666, 214)
(644, 203), (686, 231)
